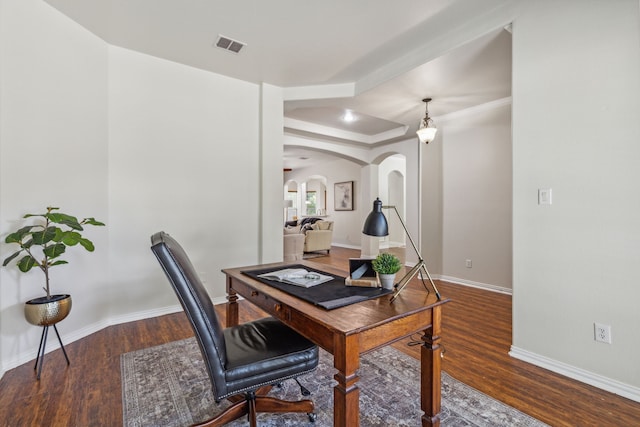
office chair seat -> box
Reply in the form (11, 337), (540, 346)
(151, 231), (319, 426)
(222, 317), (318, 396)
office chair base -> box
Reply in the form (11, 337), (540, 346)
(194, 391), (315, 427)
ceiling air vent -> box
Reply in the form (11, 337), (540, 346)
(215, 35), (245, 54)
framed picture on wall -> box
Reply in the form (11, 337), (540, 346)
(334, 181), (354, 211)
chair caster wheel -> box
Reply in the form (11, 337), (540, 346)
(308, 412), (317, 422)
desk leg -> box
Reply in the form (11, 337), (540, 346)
(333, 335), (360, 427)
(226, 277), (239, 328)
(421, 306), (443, 427)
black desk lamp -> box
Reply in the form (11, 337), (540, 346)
(362, 198), (442, 302)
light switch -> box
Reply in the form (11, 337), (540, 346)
(538, 188), (552, 205)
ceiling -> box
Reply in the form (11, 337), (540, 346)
(45, 0), (512, 169)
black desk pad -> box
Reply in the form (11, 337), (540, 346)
(242, 264), (392, 310)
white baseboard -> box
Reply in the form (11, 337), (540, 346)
(106, 304), (185, 327)
(331, 242), (361, 250)
(1, 304), (183, 375)
(436, 274), (512, 295)
(509, 346), (640, 403)
(327, 244), (512, 297)
(433, 273), (640, 402)
(0, 296), (228, 376)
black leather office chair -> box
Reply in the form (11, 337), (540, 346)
(150, 231), (319, 426)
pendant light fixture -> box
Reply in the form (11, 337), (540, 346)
(416, 98), (437, 144)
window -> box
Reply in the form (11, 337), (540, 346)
(305, 191), (316, 216)
(285, 191), (297, 221)
(286, 191), (297, 205)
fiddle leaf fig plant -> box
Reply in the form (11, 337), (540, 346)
(2, 206), (105, 299)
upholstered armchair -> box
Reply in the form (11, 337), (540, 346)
(303, 220), (333, 254)
(283, 231), (304, 262)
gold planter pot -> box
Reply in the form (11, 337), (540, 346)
(24, 294), (72, 326)
(25, 294), (72, 380)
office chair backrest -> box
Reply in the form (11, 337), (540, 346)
(150, 231), (228, 398)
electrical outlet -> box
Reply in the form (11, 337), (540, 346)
(465, 259), (472, 268)
(594, 323), (612, 344)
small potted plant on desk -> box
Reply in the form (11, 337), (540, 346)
(2, 206), (105, 379)
(372, 252), (402, 290)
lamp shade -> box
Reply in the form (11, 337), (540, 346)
(284, 199), (293, 208)
(362, 198), (389, 237)
(416, 125), (437, 143)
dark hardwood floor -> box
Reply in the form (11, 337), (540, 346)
(1, 246), (638, 426)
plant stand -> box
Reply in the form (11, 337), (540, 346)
(24, 294), (72, 380)
(34, 322), (70, 380)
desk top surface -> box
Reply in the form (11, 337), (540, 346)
(223, 259), (449, 337)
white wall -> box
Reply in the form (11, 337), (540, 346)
(107, 46), (260, 319)
(260, 83), (285, 264)
(0, 1), (264, 374)
(378, 155), (407, 248)
(421, 132), (444, 274)
(510, 0), (640, 398)
(284, 145), (414, 252)
(5, 0), (637, 401)
(416, 0), (640, 399)
(285, 158), (362, 248)
(0, 0), (109, 373)
(440, 104), (512, 291)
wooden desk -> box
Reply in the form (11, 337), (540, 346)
(223, 260), (449, 427)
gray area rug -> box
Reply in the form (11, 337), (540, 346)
(121, 337), (548, 427)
